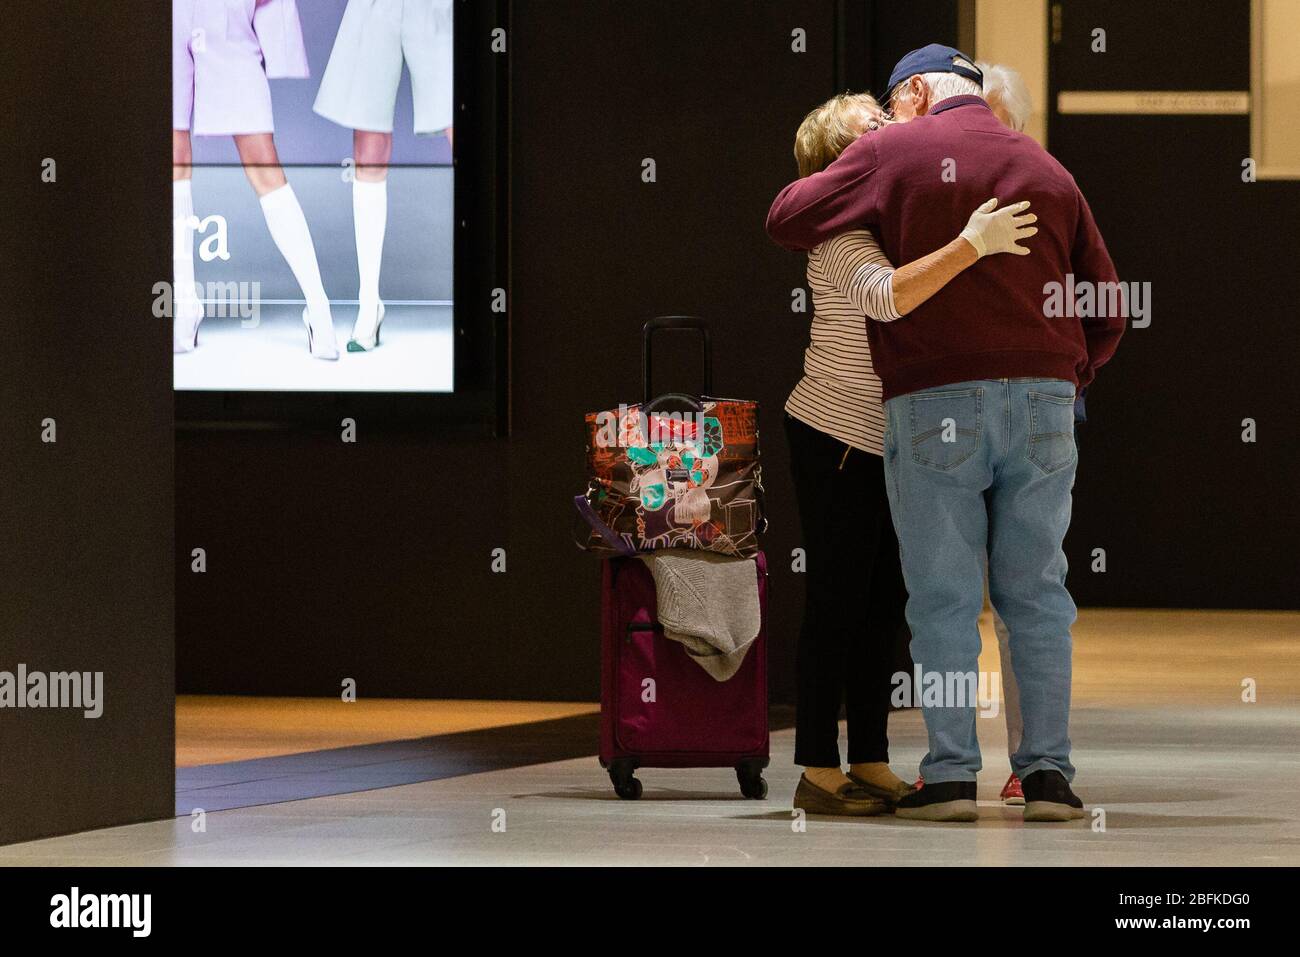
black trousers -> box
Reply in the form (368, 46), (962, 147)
(784, 414), (909, 768)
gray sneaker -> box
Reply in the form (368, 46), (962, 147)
(894, 781), (979, 822)
(1021, 770), (1086, 822)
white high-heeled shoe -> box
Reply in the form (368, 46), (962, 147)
(347, 301), (385, 353)
(173, 298), (204, 354)
(302, 307), (340, 361)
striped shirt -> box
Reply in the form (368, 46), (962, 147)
(785, 229), (901, 456)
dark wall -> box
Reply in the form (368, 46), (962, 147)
(1048, 0), (1300, 608)
(0, 3), (174, 844)
(176, 0), (1296, 706)
(177, 0), (846, 703)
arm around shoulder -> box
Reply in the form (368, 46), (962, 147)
(765, 134), (882, 251)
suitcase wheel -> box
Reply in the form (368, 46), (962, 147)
(609, 760), (642, 800)
(737, 760), (768, 800)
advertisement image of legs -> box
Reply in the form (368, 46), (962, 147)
(314, 0), (454, 353)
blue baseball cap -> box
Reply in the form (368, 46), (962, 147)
(884, 44), (983, 103)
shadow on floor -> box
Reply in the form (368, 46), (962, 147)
(176, 707), (797, 815)
(176, 713), (605, 815)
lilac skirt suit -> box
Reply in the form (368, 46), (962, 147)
(173, 0), (309, 136)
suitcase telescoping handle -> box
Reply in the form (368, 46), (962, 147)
(642, 315), (712, 409)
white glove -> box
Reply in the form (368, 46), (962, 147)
(958, 198), (1038, 257)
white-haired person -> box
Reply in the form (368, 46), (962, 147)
(981, 61), (1032, 806)
(904, 62), (1072, 809)
(979, 61), (1034, 134)
(914, 61), (1088, 809)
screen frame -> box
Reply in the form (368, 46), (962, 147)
(176, 0), (510, 436)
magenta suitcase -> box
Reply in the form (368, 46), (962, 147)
(598, 551), (770, 799)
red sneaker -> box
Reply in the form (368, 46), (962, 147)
(1000, 772), (1025, 806)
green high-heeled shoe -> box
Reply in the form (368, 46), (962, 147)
(347, 302), (385, 352)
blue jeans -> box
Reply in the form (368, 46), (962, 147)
(883, 379), (1078, 784)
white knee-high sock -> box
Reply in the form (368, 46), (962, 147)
(353, 177), (388, 326)
(173, 179), (200, 316)
(258, 183), (332, 322)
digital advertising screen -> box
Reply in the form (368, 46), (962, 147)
(171, 0), (455, 395)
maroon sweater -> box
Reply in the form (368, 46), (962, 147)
(767, 95), (1124, 400)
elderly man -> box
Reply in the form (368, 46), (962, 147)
(766, 45), (1124, 822)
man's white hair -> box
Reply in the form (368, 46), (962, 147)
(916, 70), (984, 104)
(977, 61), (1033, 131)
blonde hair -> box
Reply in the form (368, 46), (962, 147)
(793, 92), (882, 178)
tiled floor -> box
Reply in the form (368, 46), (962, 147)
(2, 610), (1297, 866)
(6, 702), (1298, 866)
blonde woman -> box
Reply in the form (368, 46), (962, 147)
(783, 92), (1038, 816)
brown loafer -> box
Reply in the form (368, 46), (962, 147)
(847, 772), (917, 807)
(792, 774), (889, 816)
